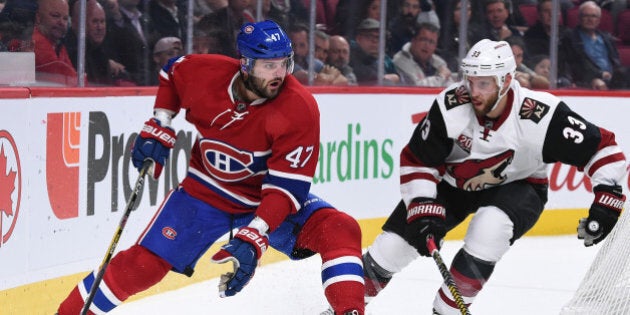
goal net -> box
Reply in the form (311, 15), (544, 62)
(560, 205), (630, 315)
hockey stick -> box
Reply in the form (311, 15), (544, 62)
(426, 235), (471, 315)
(80, 160), (152, 315)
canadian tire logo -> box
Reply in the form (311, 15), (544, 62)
(46, 112), (81, 219)
(0, 130), (21, 247)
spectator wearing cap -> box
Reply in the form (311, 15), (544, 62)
(149, 36), (182, 85)
(0, 0), (37, 51)
(349, 18), (400, 85)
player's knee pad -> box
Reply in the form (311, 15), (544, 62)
(103, 245), (172, 300)
(368, 231), (419, 274)
(463, 206), (514, 262)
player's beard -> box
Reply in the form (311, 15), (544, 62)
(244, 74), (284, 100)
(473, 90), (500, 117)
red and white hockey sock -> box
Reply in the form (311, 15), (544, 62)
(57, 245), (171, 315)
(296, 208), (364, 314)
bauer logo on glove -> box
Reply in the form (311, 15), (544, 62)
(131, 118), (177, 179)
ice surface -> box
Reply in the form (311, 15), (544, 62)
(111, 235), (599, 315)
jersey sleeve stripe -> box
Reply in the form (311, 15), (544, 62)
(585, 147), (626, 177)
(268, 168), (313, 182)
(188, 167), (260, 207)
(400, 170), (441, 185)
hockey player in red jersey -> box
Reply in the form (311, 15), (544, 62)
(362, 39), (627, 314)
(57, 20), (364, 315)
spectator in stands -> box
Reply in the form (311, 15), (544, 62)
(349, 18), (400, 85)
(393, 22), (454, 87)
(288, 23), (349, 85)
(149, 36), (181, 84)
(437, 0), (473, 73)
(0, 0), (37, 52)
(314, 29), (329, 62)
(191, 28), (224, 54)
(387, 0), (441, 57)
(506, 35), (549, 89)
(33, 0), (79, 85)
(104, 0), (151, 85)
(147, 0), (186, 46)
(470, 0), (523, 44)
(196, 0), (254, 58)
(415, 0), (440, 28)
(526, 53), (574, 88)
(387, 0), (422, 56)
(327, 34), (358, 85)
(560, 1), (629, 89)
(470, 0), (527, 29)
(523, 0), (569, 58)
(65, 0), (131, 85)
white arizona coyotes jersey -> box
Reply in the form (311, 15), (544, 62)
(400, 81), (627, 205)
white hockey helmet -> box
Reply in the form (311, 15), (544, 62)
(461, 39), (516, 89)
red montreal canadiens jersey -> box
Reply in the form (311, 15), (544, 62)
(154, 54), (320, 230)
(400, 81), (627, 205)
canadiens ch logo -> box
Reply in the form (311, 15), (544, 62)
(444, 85), (471, 110)
(200, 139), (255, 182)
(162, 227), (177, 240)
(519, 97), (549, 123)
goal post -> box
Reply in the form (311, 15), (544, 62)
(560, 205), (630, 315)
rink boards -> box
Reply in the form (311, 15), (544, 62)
(0, 87), (628, 314)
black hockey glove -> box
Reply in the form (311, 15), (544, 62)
(404, 198), (446, 257)
(578, 184), (625, 247)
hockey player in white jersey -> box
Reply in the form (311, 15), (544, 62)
(362, 39), (627, 314)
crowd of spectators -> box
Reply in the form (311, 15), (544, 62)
(0, 0), (628, 89)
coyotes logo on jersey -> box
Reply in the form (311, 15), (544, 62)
(446, 150), (515, 191)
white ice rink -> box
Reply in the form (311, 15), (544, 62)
(110, 235), (600, 315)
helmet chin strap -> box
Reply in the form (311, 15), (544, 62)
(488, 74), (511, 115)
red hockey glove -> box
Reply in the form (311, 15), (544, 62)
(131, 118), (176, 179)
(404, 198), (446, 257)
(578, 184), (625, 246)
(211, 227), (269, 297)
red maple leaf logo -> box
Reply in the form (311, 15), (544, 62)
(0, 144), (16, 217)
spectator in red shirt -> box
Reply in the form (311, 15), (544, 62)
(32, 0), (78, 85)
